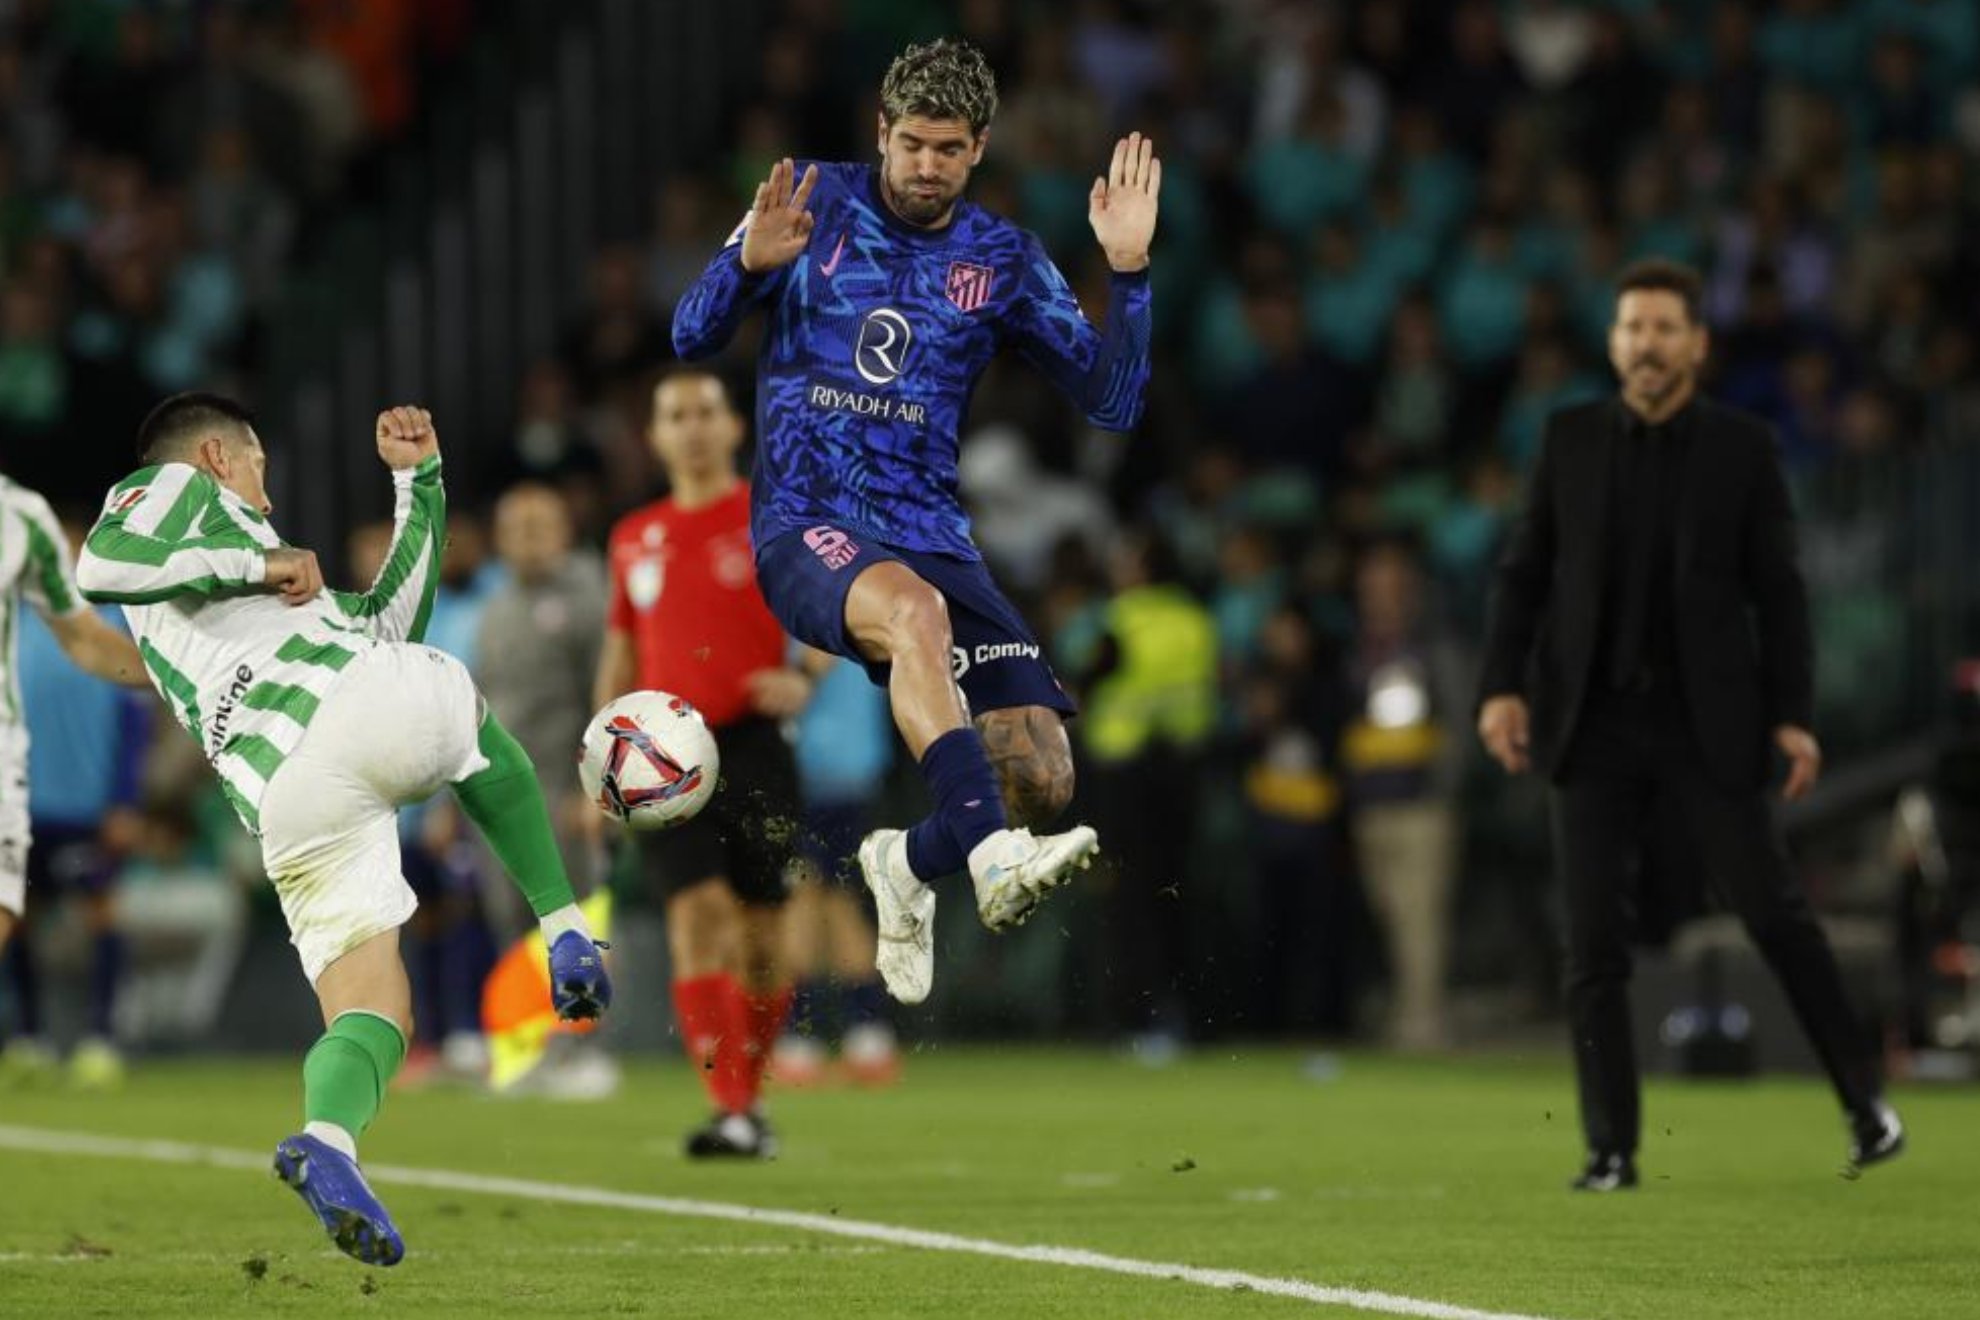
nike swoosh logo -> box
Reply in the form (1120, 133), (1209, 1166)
(819, 234), (847, 277)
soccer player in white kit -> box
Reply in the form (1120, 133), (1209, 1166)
(76, 393), (612, 1267)
(0, 476), (148, 956)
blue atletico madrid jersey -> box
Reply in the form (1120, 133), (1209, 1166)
(672, 161), (1153, 560)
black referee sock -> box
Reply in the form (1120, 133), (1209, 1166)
(903, 727), (1007, 881)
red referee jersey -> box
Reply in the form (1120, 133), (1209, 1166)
(606, 483), (785, 730)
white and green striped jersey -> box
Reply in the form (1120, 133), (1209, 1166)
(0, 475), (88, 726)
(76, 455), (446, 833)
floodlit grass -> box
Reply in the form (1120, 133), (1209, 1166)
(1, 1048), (1974, 1318)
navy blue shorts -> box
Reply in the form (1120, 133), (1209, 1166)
(756, 524), (1075, 719)
(27, 823), (118, 898)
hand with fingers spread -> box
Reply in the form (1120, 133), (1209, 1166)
(262, 546), (324, 606)
(741, 157), (821, 275)
(1089, 131), (1161, 273)
(375, 406), (439, 471)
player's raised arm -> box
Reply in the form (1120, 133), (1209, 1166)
(9, 495), (146, 687)
(671, 157), (815, 360)
(77, 468), (272, 606)
(328, 407), (446, 644)
(1002, 134), (1157, 432)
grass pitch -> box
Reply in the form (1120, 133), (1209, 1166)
(0, 1048), (1974, 1319)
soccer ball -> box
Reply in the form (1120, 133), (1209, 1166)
(577, 691), (719, 831)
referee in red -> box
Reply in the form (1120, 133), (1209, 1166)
(596, 366), (821, 1158)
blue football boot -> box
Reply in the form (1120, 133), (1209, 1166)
(272, 1133), (405, 1266)
(548, 931), (613, 1021)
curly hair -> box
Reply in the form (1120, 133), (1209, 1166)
(879, 37), (999, 135)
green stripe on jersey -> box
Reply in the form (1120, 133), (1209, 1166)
(139, 637), (203, 737)
(19, 511), (77, 614)
(274, 635), (356, 671)
(219, 733), (287, 783)
(242, 681), (320, 728)
(217, 776), (261, 834)
(153, 474), (211, 543)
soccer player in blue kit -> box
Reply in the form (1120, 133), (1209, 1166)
(672, 38), (1159, 1003)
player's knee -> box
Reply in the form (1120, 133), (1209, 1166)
(886, 580), (951, 655)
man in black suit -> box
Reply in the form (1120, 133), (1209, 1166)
(1476, 259), (1904, 1190)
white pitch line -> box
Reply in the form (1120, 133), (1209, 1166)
(0, 1124), (1569, 1320)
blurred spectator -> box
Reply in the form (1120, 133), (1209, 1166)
(1341, 542), (1470, 1051)
(1236, 602), (1352, 1034)
(1077, 528), (1218, 1053)
(1070, 0), (1170, 130)
(243, 8), (364, 198)
(1498, 337), (1605, 470)
(1563, 10), (1660, 186)
(1366, 294), (1456, 470)
(1439, 217), (1529, 374)
(1244, 89), (1366, 238)
(1705, 0), (1769, 151)
(1305, 223), (1400, 370)
(187, 126), (294, 309)
(557, 246), (672, 406)
(775, 655), (899, 1088)
(959, 424), (1114, 597)
(1427, 0), (1526, 162)
(1504, 0), (1595, 94)
(1223, 277), (1352, 484)
(647, 176), (727, 316)
(475, 482), (607, 891)
(1255, 8), (1385, 160)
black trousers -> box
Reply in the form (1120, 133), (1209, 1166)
(1551, 687), (1880, 1156)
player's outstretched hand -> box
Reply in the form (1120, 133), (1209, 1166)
(375, 406), (438, 471)
(1089, 131), (1160, 273)
(740, 157), (819, 275)
(262, 547), (324, 606)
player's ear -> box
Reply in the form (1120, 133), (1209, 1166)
(876, 111), (890, 156)
(969, 128), (988, 167)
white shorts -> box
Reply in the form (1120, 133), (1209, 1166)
(0, 725), (26, 919)
(258, 643), (489, 983)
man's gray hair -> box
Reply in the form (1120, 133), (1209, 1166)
(880, 37), (999, 135)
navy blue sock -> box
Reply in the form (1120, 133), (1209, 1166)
(845, 977), (890, 1028)
(5, 931), (43, 1038)
(789, 978), (830, 1039)
(88, 931), (125, 1039)
(902, 729), (1006, 881)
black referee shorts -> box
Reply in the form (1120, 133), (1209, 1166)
(632, 716), (801, 908)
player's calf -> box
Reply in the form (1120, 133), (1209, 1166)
(976, 707), (1076, 827)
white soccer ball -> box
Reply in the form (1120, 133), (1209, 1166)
(577, 691), (719, 831)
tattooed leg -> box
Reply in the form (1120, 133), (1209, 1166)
(974, 706), (1075, 829)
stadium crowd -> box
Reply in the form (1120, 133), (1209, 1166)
(2, 0), (1979, 1075)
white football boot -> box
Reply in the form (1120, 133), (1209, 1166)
(970, 825), (1101, 932)
(859, 829), (936, 1004)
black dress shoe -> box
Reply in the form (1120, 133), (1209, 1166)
(1848, 1101), (1905, 1171)
(684, 1110), (779, 1159)
(1569, 1151), (1639, 1191)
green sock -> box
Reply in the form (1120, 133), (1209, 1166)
(453, 711), (578, 920)
(302, 1010), (407, 1139)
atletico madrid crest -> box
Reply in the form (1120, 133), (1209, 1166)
(945, 261), (994, 313)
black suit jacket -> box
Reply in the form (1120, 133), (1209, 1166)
(1477, 396), (1814, 791)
